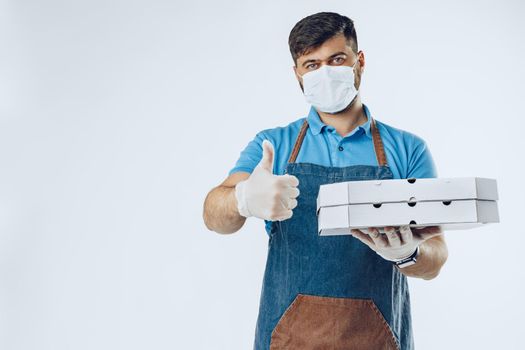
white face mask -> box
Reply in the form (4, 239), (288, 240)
(300, 59), (359, 114)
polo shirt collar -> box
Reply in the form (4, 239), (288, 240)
(307, 103), (373, 139)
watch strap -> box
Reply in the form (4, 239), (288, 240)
(394, 246), (420, 268)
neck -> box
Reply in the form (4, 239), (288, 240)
(316, 95), (367, 137)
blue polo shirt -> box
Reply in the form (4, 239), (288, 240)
(229, 103), (438, 234)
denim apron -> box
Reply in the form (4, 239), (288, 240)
(253, 117), (413, 350)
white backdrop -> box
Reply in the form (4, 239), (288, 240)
(1, 0), (524, 349)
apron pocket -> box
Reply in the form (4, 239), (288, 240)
(269, 293), (400, 350)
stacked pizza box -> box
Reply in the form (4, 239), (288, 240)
(316, 177), (499, 236)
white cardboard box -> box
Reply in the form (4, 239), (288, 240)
(316, 177), (498, 213)
(317, 199), (499, 236)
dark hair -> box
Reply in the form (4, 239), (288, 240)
(288, 12), (358, 65)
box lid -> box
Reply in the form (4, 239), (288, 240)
(317, 177), (498, 211)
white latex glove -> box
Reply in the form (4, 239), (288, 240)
(235, 140), (300, 221)
(350, 225), (443, 262)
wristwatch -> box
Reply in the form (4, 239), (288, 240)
(393, 246), (420, 268)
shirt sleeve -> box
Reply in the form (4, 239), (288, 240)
(406, 137), (438, 179)
(228, 131), (266, 176)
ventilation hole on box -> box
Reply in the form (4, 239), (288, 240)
(408, 202), (417, 207)
(373, 203), (382, 208)
(407, 178), (416, 184)
(409, 220), (417, 225)
(443, 200), (452, 206)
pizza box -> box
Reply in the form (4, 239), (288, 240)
(316, 177), (498, 213)
(317, 199), (499, 236)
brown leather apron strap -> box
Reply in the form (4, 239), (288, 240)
(370, 117), (388, 167)
(287, 119), (309, 163)
(287, 115), (388, 167)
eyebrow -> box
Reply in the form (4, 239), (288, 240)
(301, 51), (347, 67)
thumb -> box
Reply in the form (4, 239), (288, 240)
(258, 139), (275, 173)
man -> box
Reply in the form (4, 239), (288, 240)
(203, 12), (448, 350)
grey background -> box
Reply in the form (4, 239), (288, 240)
(1, 0), (524, 349)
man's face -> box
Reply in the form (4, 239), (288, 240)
(293, 33), (364, 93)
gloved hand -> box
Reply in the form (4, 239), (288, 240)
(350, 225), (443, 262)
(235, 140), (300, 221)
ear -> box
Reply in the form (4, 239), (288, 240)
(293, 65), (305, 92)
(293, 65), (300, 80)
(357, 50), (365, 72)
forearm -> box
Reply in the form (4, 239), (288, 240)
(396, 235), (448, 280)
(203, 185), (246, 234)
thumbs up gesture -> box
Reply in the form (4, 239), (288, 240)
(235, 140), (300, 221)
